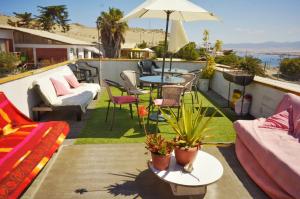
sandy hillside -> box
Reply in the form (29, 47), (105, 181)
(0, 14), (165, 47)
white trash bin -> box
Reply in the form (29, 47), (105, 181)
(235, 94), (252, 116)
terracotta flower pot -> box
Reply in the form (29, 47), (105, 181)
(151, 152), (171, 171)
(174, 146), (199, 166)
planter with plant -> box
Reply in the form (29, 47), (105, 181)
(161, 102), (216, 166)
(138, 105), (173, 171)
(199, 54), (215, 92)
(145, 134), (173, 170)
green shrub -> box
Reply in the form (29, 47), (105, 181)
(201, 54), (216, 79)
(215, 53), (241, 68)
(198, 47), (206, 57)
(215, 53), (265, 76)
(238, 56), (265, 76)
(152, 41), (171, 58)
(280, 57), (300, 77)
(175, 42), (199, 61)
(0, 52), (20, 74)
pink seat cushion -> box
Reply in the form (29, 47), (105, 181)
(64, 74), (80, 88)
(50, 78), (72, 96)
(154, 99), (179, 107)
(113, 96), (137, 104)
(259, 110), (289, 131)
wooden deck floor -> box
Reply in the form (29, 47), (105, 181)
(22, 143), (269, 199)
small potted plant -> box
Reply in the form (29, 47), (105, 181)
(138, 105), (173, 171)
(145, 134), (173, 170)
(161, 102), (216, 166)
(199, 54), (215, 92)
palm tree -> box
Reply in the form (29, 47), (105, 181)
(36, 5), (70, 32)
(214, 40), (223, 52)
(97, 8), (128, 58)
(203, 29), (210, 52)
(7, 12), (34, 28)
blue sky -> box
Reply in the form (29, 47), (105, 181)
(1, 0), (300, 44)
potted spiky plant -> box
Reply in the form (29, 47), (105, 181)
(161, 102), (216, 166)
(145, 134), (173, 171)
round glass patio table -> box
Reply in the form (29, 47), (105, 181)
(153, 68), (189, 75)
(148, 150), (223, 196)
(139, 75), (185, 85)
(139, 75), (185, 122)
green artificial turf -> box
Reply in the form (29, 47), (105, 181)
(75, 88), (236, 144)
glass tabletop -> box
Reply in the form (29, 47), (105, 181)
(153, 68), (189, 74)
(139, 75), (185, 85)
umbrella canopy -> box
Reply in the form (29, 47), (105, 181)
(143, 48), (154, 52)
(168, 20), (189, 53)
(121, 0), (219, 22)
(121, 0), (219, 82)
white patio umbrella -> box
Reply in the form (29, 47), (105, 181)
(168, 20), (189, 70)
(121, 0), (219, 79)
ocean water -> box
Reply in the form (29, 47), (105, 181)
(236, 52), (299, 68)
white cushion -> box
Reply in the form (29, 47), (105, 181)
(33, 66), (100, 111)
(76, 83), (101, 98)
(55, 91), (93, 112)
(33, 78), (59, 105)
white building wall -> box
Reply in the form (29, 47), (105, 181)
(67, 48), (75, 60)
(77, 48), (84, 59)
(86, 51), (92, 59)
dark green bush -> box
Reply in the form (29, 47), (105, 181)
(175, 42), (199, 61)
(152, 41), (170, 58)
(280, 57), (300, 77)
(238, 56), (265, 76)
(0, 52), (20, 74)
(215, 53), (241, 68)
(215, 53), (265, 76)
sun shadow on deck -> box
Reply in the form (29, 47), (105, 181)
(217, 145), (270, 199)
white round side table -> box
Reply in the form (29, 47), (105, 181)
(148, 150), (223, 196)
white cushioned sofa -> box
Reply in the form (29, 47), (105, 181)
(32, 66), (100, 120)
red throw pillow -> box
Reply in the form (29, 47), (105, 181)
(64, 74), (80, 88)
(50, 78), (73, 96)
(259, 110), (289, 131)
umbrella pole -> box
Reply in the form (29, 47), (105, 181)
(169, 54), (173, 71)
(161, 10), (172, 81)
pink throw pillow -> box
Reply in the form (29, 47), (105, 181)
(50, 78), (73, 96)
(64, 74), (80, 88)
(259, 110), (289, 131)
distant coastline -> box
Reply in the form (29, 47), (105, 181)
(224, 41), (300, 56)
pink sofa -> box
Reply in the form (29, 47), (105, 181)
(234, 93), (300, 199)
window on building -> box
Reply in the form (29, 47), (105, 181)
(0, 39), (7, 52)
